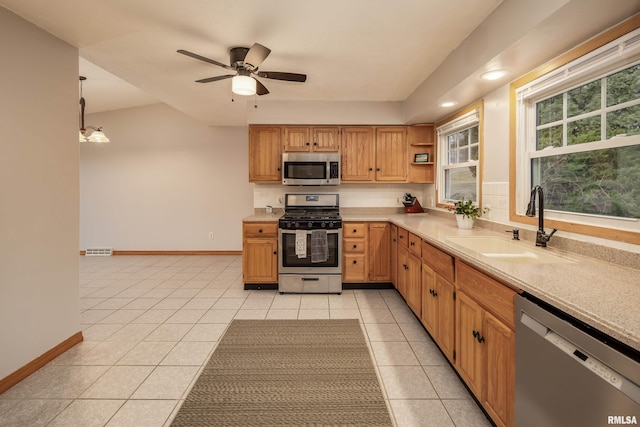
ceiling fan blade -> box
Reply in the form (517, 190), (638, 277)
(177, 49), (232, 70)
(195, 74), (235, 83)
(255, 79), (269, 96)
(256, 71), (307, 82)
(243, 43), (271, 71)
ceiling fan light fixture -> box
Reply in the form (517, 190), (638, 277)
(232, 75), (256, 96)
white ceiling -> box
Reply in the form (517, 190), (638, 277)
(2, 0), (639, 125)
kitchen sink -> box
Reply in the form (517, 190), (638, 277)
(445, 236), (575, 264)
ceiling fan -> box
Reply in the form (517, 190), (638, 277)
(177, 43), (307, 96)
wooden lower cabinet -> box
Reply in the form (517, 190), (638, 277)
(343, 222), (391, 283)
(456, 262), (516, 427)
(420, 263), (455, 363)
(242, 222), (278, 283)
(397, 244), (421, 313)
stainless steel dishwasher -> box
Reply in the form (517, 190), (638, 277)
(515, 294), (640, 427)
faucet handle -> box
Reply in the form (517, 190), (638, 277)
(506, 229), (520, 240)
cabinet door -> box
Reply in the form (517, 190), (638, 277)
(396, 245), (408, 298)
(436, 276), (456, 363)
(368, 222), (391, 282)
(312, 127), (340, 152)
(341, 127), (375, 181)
(242, 238), (278, 283)
(456, 291), (484, 397)
(375, 127), (407, 181)
(390, 224), (398, 288)
(420, 263), (437, 334)
(405, 253), (422, 315)
(249, 126), (282, 182)
(283, 126), (311, 152)
(483, 312), (515, 427)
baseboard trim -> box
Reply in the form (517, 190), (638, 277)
(0, 331), (83, 395)
(79, 250), (242, 256)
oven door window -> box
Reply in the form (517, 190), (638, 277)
(283, 162), (327, 180)
(281, 232), (338, 268)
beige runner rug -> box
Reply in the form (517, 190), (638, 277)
(171, 319), (393, 426)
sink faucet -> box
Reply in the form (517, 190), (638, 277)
(525, 185), (557, 247)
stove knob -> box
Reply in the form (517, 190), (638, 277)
(321, 222), (326, 228)
(287, 222), (292, 229)
(307, 221), (313, 228)
(328, 222), (333, 228)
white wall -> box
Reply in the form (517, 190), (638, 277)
(0, 8), (80, 379)
(80, 104), (253, 251)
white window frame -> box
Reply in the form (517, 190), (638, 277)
(437, 108), (481, 205)
(514, 27), (640, 233)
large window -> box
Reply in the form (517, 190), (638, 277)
(513, 24), (640, 243)
(437, 105), (482, 205)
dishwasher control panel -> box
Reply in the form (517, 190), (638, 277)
(546, 331), (623, 389)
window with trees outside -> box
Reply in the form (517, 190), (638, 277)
(512, 23), (640, 244)
(437, 104), (482, 206)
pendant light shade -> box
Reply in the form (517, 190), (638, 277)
(86, 129), (110, 143)
(79, 76), (110, 143)
(232, 75), (256, 96)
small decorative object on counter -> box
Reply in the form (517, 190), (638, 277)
(446, 198), (489, 229)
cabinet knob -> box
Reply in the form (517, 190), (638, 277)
(273, 251), (277, 255)
(258, 229), (263, 233)
(376, 168), (381, 171)
(353, 260), (357, 264)
(353, 229), (357, 233)
(368, 167), (373, 171)
(277, 167), (281, 171)
(353, 244), (357, 249)
(306, 142), (310, 145)
(313, 142), (317, 146)
(410, 241), (414, 246)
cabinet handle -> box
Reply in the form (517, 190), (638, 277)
(472, 330), (485, 344)
(410, 241), (414, 246)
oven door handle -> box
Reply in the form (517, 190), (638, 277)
(280, 229), (340, 234)
(301, 277), (320, 281)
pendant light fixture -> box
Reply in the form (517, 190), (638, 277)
(79, 76), (110, 143)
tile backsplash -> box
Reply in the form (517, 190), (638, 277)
(254, 183), (430, 209)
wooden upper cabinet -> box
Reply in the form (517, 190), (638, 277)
(283, 126), (340, 152)
(375, 127), (408, 181)
(341, 127), (375, 181)
(249, 126), (282, 182)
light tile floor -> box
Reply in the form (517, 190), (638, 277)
(0, 255), (492, 427)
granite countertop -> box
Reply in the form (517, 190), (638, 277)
(243, 211), (640, 351)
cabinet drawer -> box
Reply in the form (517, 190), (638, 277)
(408, 233), (421, 257)
(457, 261), (516, 329)
(421, 241), (455, 283)
(397, 228), (409, 248)
(344, 222), (366, 237)
(243, 222), (278, 238)
(344, 238), (365, 254)
(343, 254), (366, 281)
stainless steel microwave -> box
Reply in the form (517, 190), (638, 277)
(282, 153), (340, 186)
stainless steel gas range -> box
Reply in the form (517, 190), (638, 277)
(278, 193), (342, 294)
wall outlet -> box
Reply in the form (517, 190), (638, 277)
(208, 232), (214, 240)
